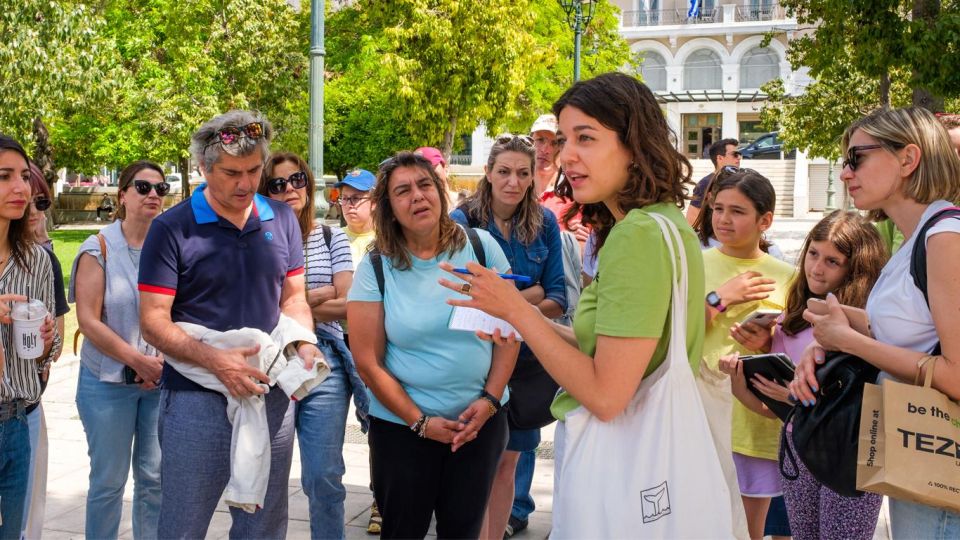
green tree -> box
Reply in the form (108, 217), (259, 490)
(502, 0), (638, 134)
(324, 0), (636, 168)
(761, 0), (960, 158)
(0, 1), (116, 183)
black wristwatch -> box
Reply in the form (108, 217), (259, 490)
(479, 390), (502, 411)
(706, 291), (727, 313)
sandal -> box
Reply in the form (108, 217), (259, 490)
(367, 501), (382, 535)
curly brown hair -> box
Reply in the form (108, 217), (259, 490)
(460, 134), (543, 245)
(781, 211), (887, 336)
(371, 152), (466, 271)
(551, 72), (693, 255)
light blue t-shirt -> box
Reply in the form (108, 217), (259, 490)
(347, 228), (512, 425)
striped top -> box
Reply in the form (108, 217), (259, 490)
(304, 224), (353, 340)
(1, 243), (61, 404)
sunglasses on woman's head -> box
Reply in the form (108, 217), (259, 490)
(842, 144), (884, 172)
(203, 122), (264, 153)
(133, 179), (171, 196)
(32, 197), (51, 212)
(495, 133), (534, 147)
(267, 171), (308, 194)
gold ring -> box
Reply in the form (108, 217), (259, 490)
(460, 283), (472, 294)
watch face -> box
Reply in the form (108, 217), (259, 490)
(706, 292), (721, 306)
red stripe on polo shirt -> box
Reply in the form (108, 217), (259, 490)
(286, 266), (305, 277)
(138, 284), (177, 296)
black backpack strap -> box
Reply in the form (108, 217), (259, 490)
(321, 224), (332, 251)
(370, 249), (385, 297)
(465, 227), (486, 268)
(456, 204), (482, 229)
(909, 207), (960, 355)
(910, 207), (960, 306)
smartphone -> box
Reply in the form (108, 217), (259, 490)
(122, 365), (140, 385)
(806, 298), (872, 337)
(740, 309), (781, 329)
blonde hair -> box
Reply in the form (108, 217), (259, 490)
(842, 107), (960, 221)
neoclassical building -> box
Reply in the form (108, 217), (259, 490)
(619, 1), (807, 158)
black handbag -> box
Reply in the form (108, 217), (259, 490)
(740, 353), (795, 422)
(505, 346), (559, 430)
(780, 351), (879, 497)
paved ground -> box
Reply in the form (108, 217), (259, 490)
(37, 216), (892, 539)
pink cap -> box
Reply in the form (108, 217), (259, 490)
(415, 147), (446, 167)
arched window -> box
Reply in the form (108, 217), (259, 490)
(683, 49), (721, 90)
(740, 47), (779, 89)
(639, 51), (667, 91)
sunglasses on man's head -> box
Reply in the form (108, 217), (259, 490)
(204, 122), (264, 153)
(842, 144), (884, 172)
(133, 179), (171, 197)
(32, 197), (51, 212)
(267, 171), (308, 195)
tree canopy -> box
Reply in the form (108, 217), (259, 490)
(761, 0), (960, 158)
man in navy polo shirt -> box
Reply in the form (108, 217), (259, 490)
(139, 110), (323, 537)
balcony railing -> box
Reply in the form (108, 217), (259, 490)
(736, 4), (785, 21)
(621, 8), (718, 27)
(621, 3), (785, 27)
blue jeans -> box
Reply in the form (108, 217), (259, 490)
(76, 365), (161, 539)
(157, 387), (295, 539)
(296, 332), (368, 539)
(0, 410), (30, 540)
(890, 498), (960, 539)
(511, 450), (536, 521)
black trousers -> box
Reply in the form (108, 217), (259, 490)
(368, 411), (508, 539)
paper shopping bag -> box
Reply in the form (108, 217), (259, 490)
(856, 361), (960, 512)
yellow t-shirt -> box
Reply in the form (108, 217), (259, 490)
(345, 228), (375, 266)
(703, 248), (795, 460)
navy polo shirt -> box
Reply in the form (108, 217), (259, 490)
(139, 184), (304, 391)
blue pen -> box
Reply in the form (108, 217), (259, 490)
(451, 268), (532, 284)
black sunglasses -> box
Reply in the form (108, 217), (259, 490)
(133, 179), (171, 197)
(32, 197), (51, 212)
(842, 144), (884, 171)
(267, 171), (308, 195)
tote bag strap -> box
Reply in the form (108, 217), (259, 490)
(648, 213), (689, 370)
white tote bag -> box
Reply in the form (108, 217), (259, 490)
(552, 213), (733, 539)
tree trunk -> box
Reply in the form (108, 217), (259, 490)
(441, 114), (458, 163)
(912, 0), (944, 112)
(179, 156), (191, 199)
(879, 72), (891, 109)
(32, 117), (58, 225)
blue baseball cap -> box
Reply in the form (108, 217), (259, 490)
(334, 169), (375, 191)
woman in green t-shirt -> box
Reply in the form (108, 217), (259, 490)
(438, 72), (711, 532)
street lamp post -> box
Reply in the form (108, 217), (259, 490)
(824, 162), (836, 211)
(559, 0), (596, 82)
(309, 0), (329, 216)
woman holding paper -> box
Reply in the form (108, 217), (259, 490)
(439, 73), (731, 537)
(0, 134), (59, 536)
(792, 107), (960, 537)
(450, 133), (565, 539)
(347, 151), (519, 539)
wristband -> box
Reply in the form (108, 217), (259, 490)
(480, 390), (502, 411)
(410, 414), (426, 434)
